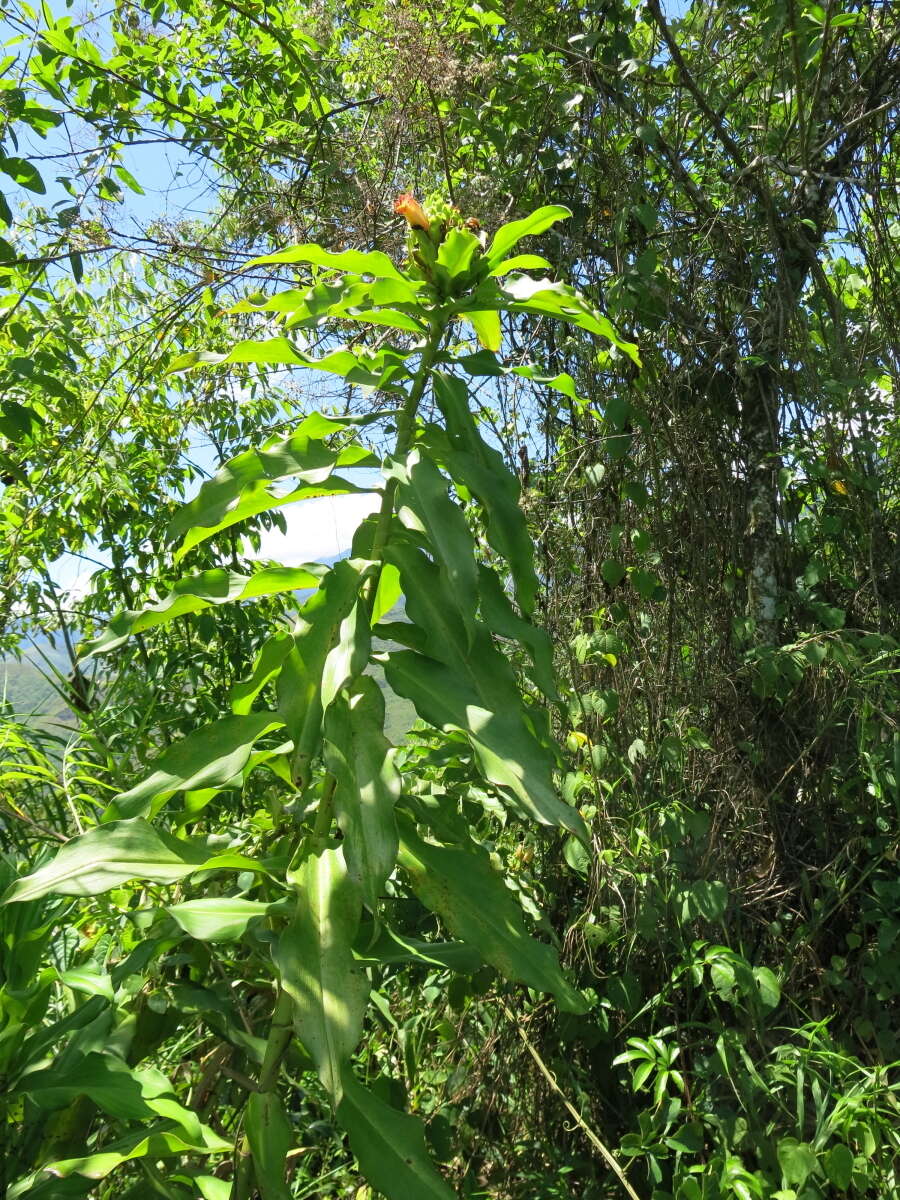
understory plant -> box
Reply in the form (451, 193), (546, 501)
(0, 197), (639, 1198)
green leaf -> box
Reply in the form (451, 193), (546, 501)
(167, 415), (378, 558)
(384, 649), (586, 841)
(167, 897), (284, 942)
(230, 631), (295, 715)
(477, 565), (559, 702)
(492, 276), (641, 365)
(244, 242), (408, 282)
(436, 226), (482, 278)
(82, 566), (326, 657)
(398, 821), (586, 1012)
(246, 1091), (293, 1200)
(489, 253), (553, 276)
(324, 677), (401, 910)
(464, 308), (502, 351)
(277, 559), (367, 787)
(777, 1139), (818, 1188)
(0, 155), (46, 194)
(321, 598), (371, 709)
(688, 880), (728, 922)
(336, 1068), (456, 1200)
(486, 205), (571, 268)
(355, 924), (482, 972)
(1, 818), (260, 903)
(107, 713), (285, 821)
(388, 450), (479, 621)
(752, 966), (781, 1010)
(274, 846), (368, 1102)
(431, 372), (538, 614)
(823, 1143), (854, 1190)
(15, 1053), (222, 1145)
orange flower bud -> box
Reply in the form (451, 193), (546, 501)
(394, 192), (430, 231)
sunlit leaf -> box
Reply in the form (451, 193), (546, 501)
(486, 204), (571, 267)
(1, 819), (261, 904)
(274, 846), (368, 1102)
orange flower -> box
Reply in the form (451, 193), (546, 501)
(394, 192), (430, 231)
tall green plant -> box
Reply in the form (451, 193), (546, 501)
(1, 197), (638, 1197)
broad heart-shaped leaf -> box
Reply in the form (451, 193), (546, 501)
(485, 204), (571, 268)
(386, 450), (479, 625)
(166, 897), (287, 942)
(167, 414), (378, 559)
(274, 846), (368, 1103)
(0, 818), (261, 904)
(105, 713), (285, 821)
(81, 566), (326, 658)
(277, 559), (368, 788)
(244, 242), (408, 282)
(324, 677), (401, 911)
(398, 821), (586, 1013)
(430, 372), (538, 615)
(463, 308), (502, 352)
(383, 650), (587, 842)
(336, 1068), (456, 1200)
(246, 1091), (293, 1200)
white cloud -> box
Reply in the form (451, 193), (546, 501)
(252, 490), (382, 565)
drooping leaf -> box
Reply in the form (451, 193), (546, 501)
(477, 565), (560, 703)
(485, 204), (571, 268)
(1, 819), (261, 904)
(398, 820), (586, 1012)
(230, 631), (296, 715)
(277, 559), (367, 787)
(81, 566), (326, 658)
(244, 243), (408, 282)
(336, 1068), (456, 1200)
(431, 372), (538, 614)
(463, 308), (502, 352)
(246, 1091), (294, 1200)
(167, 415), (378, 559)
(106, 713), (285, 821)
(387, 450), (479, 623)
(492, 276), (641, 365)
(274, 846), (368, 1102)
(383, 650), (586, 841)
(1, 154), (47, 194)
(324, 677), (401, 910)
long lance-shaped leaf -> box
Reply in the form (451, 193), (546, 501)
(246, 1091), (293, 1200)
(244, 242), (409, 282)
(477, 564), (560, 703)
(336, 1067), (456, 1200)
(485, 204), (572, 268)
(273, 846), (368, 1103)
(385, 450), (479, 635)
(169, 344), (414, 390)
(383, 650), (586, 841)
(167, 413), (378, 558)
(321, 598), (371, 709)
(167, 897), (288, 942)
(105, 713), (285, 821)
(277, 559), (367, 787)
(324, 678), (400, 910)
(0, 818), (261, 904)
(230, 631), (295, 715)
(81, 566), (326, 658)
(398, 820), (587, 1013)
(10, 1126), (230, 1192)
(383, 534), (544, 718)
(430, 372), (538, 615)
(15, 1054), (215, 1143)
